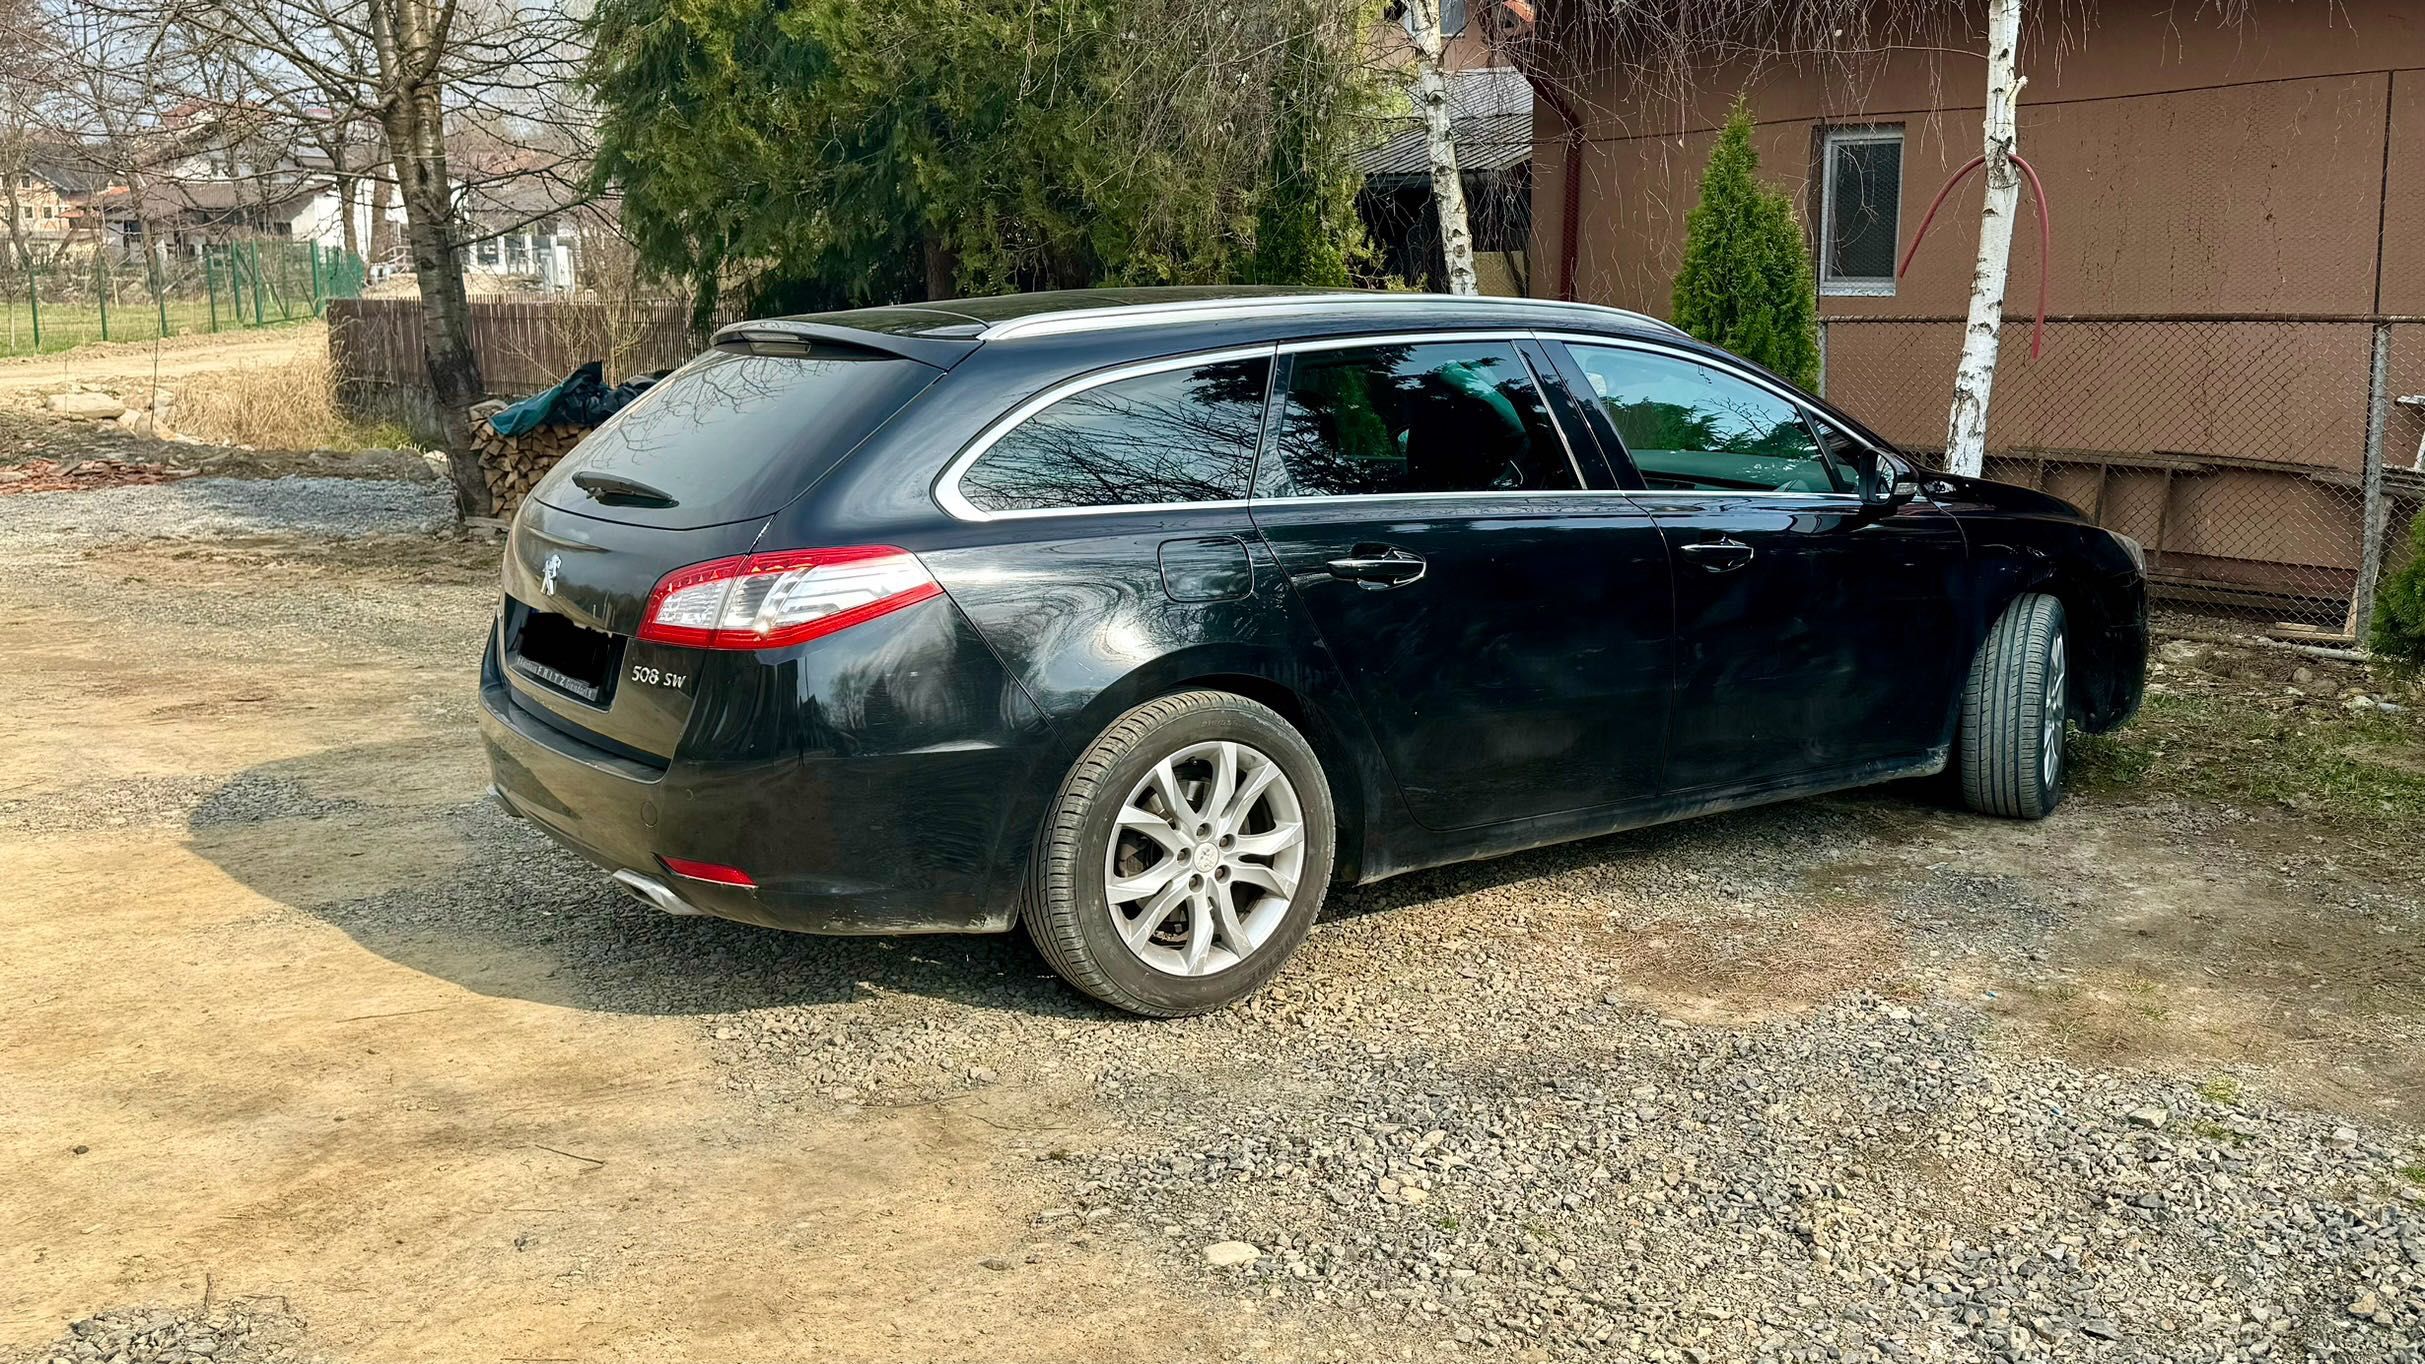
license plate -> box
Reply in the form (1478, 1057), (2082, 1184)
(511, 606), (622, 704)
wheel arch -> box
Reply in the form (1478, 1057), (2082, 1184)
(1962, 518), (2142, 737)
(2009, 549), (2142, 733)
(1039, 647), (1383, 885)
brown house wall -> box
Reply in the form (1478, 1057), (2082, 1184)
(1531, 1), (2425, 319)
(1526, 1), (2425, 618)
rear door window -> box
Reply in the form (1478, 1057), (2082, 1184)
(954, 356), (1271, 514)
(535, 344), (938, 530)
(1261, 341), (1578, 498)
(1563, 344), (1847, 494)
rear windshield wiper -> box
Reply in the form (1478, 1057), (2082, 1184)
(571, 471), (679, 508)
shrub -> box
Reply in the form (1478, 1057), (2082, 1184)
(2370, 510), (2425, 671)
(1671, 98), (1821, 389)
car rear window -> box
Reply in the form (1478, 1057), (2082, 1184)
(534, 344), (937, 529)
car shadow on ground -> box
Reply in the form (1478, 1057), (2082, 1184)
(182, 740), (1951, 1021)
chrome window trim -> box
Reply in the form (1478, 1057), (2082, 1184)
(934, 327), (1875, 523)
(980, 294), (1683, 342)
(935, 344), (1278, 523)
(1276, 328), (1532, 353)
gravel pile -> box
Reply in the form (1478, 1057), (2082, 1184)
(4, 1301), (321, 1364)
(0, 477), (451, 552)
(0, 476), (490, 665)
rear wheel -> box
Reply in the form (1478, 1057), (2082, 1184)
(1023, 691), (1335, 1016)
(1957, 593), (2070, 819)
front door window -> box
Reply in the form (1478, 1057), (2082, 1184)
(1566, 345), (1852, 494)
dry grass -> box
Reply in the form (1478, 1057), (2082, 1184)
(172, 345), (416, 452)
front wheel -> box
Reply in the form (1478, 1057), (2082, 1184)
(1957, 593), (2070, 819)
(1023, 691), (1336, 1016)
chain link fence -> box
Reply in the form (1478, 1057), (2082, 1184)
(0, 240), (367, 357)
(1820, 314), (2425, 643)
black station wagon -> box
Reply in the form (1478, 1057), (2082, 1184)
(480, 287), (2148, 1015)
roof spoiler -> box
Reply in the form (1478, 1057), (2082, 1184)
(710, 318), (982, 369)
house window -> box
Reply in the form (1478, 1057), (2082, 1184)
(1819, 127), (1902, 296)
(475, 237), (499, 267)
(1395, 0), (1466, 39)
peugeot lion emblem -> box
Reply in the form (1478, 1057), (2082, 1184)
(540, 553), (561, 596)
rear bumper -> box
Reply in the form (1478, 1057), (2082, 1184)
(478, 599), (1057, 935)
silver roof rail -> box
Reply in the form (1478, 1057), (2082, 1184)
(979, 292), (1684, 342)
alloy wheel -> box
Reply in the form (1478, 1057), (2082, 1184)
(2042, 631), (2068, 790)
(1103, 740), (1307, 977)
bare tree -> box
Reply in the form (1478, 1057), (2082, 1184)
(1944, 0), (2023, 478)
(0, 0), (62, 276)
(1402, 0), (1477, 295)
(112, 0), (594, 517)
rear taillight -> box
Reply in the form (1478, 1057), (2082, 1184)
(637, 546), (941, 650)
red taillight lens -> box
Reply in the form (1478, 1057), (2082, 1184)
(660, 856), (757, 887)
(636, 546), (942, 650)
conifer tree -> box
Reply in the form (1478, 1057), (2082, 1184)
(1671, 99), (1820, 389)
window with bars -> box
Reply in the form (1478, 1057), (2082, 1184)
(1820, 127), (1903, 296)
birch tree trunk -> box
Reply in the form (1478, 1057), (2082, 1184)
(1405, 0), (1476, 296)
(1944, 0), (2024, 477)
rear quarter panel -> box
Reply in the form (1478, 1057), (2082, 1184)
(912, 513), (1402, 884)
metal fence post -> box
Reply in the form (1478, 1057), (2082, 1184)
(96, 255), (109, 342)
(309, 241), (323, 313)
(151, 248), (168, 338)
(2352, 320), (2393, 644)
(251, 242), (266, 325)
(204, 249), (218, 333)
(24, 261), (36, 351)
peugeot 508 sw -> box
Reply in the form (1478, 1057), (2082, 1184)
(480, 287), (2147, 1015)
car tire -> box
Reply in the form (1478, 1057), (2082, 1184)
(1022, 690), (1336, 1016)
(1957, 593), (2071, 820)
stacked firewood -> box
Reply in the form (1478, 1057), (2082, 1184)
(469, 399), (585, 514)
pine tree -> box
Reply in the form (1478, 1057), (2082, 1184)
(2369, 513), (2425, 672)
(1671, 99), (1820, 390)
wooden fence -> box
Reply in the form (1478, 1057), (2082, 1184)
(326, 298), (705, 409)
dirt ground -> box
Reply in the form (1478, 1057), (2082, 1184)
(3, 460), (2422, 1362)
(0, 326), (317, 398)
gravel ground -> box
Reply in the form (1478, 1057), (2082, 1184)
(7, 1300), (322, 1364)
(12, 473), (2423, 1363)
(0, 477), (452, 551)
(658, 802), (2425, 1364)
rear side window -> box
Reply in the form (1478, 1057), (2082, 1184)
(537, 345), (937, 529)
(1564, 344), (1848, 494)
(1262, 341), (1577, 499)
(956, 357), (1271, 513)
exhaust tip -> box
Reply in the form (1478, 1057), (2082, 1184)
(610, 868), (706, 917)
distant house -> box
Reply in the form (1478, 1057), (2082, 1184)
(450, 152), (596, 295)
(3, 145), (117, 251)
(118, 178), (335, 249)
(1355, 65), (1532, 296)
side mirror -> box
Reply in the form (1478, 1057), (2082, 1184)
(1862, 453), (1920, 510)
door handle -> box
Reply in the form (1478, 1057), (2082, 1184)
(1324, 546), (1427, 589)
(1680, 537), (1755, 572)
